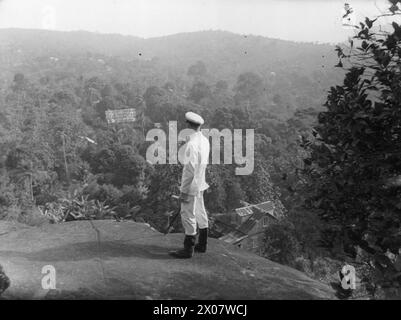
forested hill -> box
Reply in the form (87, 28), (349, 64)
(0, 28), (342, 92)
(0, 28), (337, 64)
(0, 28), (352, 297)
(0, 27), (346, 234)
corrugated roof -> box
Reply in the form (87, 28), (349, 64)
(220, 201), (278, 245)
(235, 201), (275, 217)
(255, 201), (274, 213)
(213, 214), (238, 235)
(219, 232), (247, 244)
(236, 206), (254, 217)
(237, 206), (265, 234)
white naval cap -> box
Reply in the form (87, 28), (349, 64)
(185, 111), (204, 125)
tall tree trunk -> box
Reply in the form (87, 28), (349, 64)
(61, 132), (70, 185)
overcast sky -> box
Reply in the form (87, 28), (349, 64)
(0, 0), (397, 43)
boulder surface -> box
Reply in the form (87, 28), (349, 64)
(0, 220), (335, 299)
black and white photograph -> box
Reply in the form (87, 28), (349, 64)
(0, 0), (401, 306)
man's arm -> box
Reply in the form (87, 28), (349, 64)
(180, 144), (197, 202)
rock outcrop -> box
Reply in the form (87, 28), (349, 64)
(0, 220), (335, 299)
(0, 264), (10, 296)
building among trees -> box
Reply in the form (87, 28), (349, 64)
(216, 200), (283, 255)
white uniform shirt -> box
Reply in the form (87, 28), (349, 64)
(180, 131), (210, 196)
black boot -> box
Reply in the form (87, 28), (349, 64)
(169, 235), (195, 259)
(195, 228), (208, 253)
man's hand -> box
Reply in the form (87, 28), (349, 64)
(179, 192), (190, 203)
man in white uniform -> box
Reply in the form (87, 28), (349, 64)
(169, 112), (210, 259)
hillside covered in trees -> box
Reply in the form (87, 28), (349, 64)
(0, 29), (343, 112)
(0, 28), (343, 221)
(3, 25), (400, 299)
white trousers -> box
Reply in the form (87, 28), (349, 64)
(180, 191), (208, 236)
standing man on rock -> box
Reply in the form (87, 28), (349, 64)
(169, 112), (210, 259)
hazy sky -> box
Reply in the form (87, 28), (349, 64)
(0, 0), (397, 43)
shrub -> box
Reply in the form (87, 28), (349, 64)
(60, 192), (117, 221)
(262, 222), (301, 266)
(35, 193), (58, 206)
(294, 256), (312, 274)
(84, 182), (122, 206)
(4, 205), (50, 227)
(311, 257), (341, 281)
(0, 175), (18, 208)
(303, 4), (401, 292)
(38, 202), (65, 223)
(3, 205), (22, 221)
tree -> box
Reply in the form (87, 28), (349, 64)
(239, 157), (282, 205)
(225, 180), (245, 210)
(12, 73), (27, 92)
(215, 80), (228, 93)
(208, 107), (233, 129)
(273, 94), (284, 106)
(142, 163), (182, 230)
(89, 144), (149, 188)
(203, 165), (229, 213)
(187, 61), (207, 79)
(304, 4), (401, 295)
(101, 84), (113, 98)
(263, 222), (301, 266)
(50, 90), (79, 108)
(188, 81), (212, 104)
(143, 86), (167, 119)
(234, 72), (264, 108)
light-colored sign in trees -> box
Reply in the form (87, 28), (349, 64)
(105, 108), (136, 124)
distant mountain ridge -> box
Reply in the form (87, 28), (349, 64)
(0, 28), (340, 74)
(0, 28), (343, 111)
